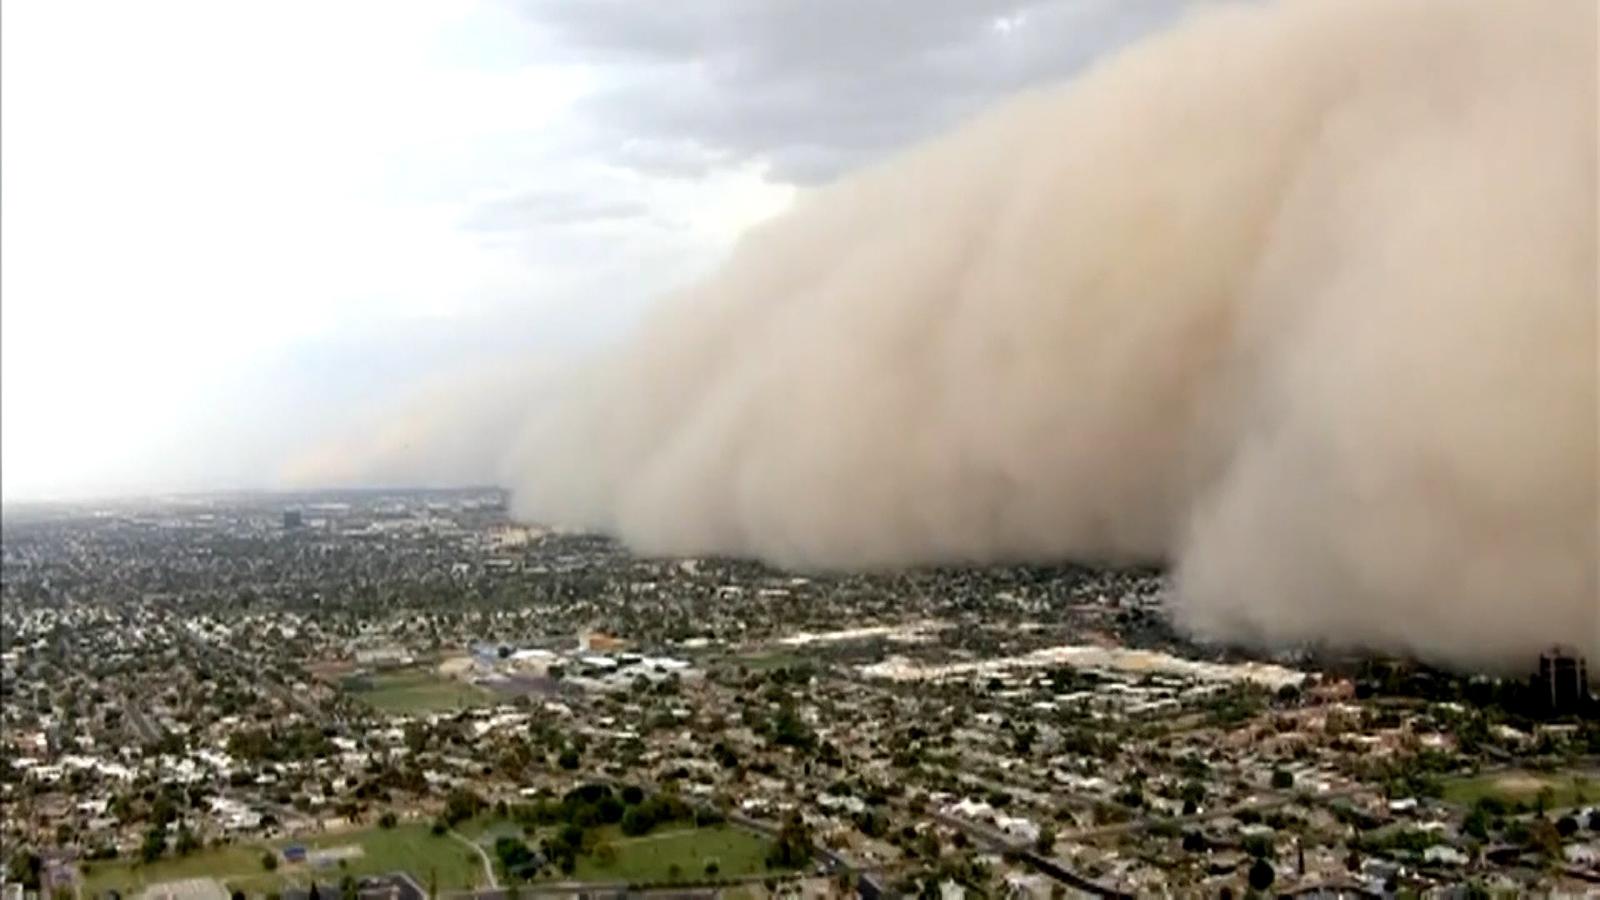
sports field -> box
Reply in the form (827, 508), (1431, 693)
(342, 668), (493, 713)
(81, 824), (487, 897)
(81, 844), (265, 897)
(566, 824), (777, 884)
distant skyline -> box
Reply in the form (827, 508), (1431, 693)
(1, 0), (1200, 502)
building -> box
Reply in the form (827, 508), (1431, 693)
(1534, 647), (1589, 715)
(283, 509), (304, 529)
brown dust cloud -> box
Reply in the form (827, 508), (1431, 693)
(313, 0), (1600, 672)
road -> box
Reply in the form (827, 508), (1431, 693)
(931, 809), (1129, 899)
(450, 830), (499, 890)
(123, 692), (163, 744)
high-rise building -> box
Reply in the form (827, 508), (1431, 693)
(282, 509), (304, 529)
(1534, 647), (1588, 715)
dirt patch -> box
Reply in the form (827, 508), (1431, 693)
(1492, 774), (1551, 796)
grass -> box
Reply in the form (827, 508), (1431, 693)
(456, 815), (526, 844)
(1442, 769), (1597, 810)
(81, 844), (267, 897)
(80, 824), (487, 898)
(343, 668), (492, 713)
(563, 824), (778, 884)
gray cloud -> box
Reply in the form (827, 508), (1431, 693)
(513, 0), (1205, 183)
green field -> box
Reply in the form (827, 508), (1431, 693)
(81, 824), (487, 898)
(457, 815), (527, 843)
(343, 668), (492, 713)
(565, 824), (777, 884)
(1442, 769), (1597, 810)
(81, 843), (267, 897)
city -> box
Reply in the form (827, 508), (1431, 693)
(2, 490), (1596, 899)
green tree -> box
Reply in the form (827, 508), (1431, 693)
(6, 850), (42, 890)
(766, 812), (813, 869)
(1248, 857), (1275, 892)
(141, 827), (168, 863)
(261, 851), (279, 871)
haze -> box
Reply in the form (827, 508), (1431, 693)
(3, 0), (1595, 672)
(1, 0), (1187, 501)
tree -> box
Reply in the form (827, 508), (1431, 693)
(1034, 825), (1056, 855)
(7, 850), (42, 890)
(494, 836), (536, 874)
(443, 789), (486, 826)
(705, 860), (720, 877)
(1248, 858), (1275, 892)
(261, 851), (279, 871)
(767, 812), (813, 869)
(1536, 786), (1556, 818)
(141, 827), (168, 864)
(557, 748), (580, 770)
(1271, 769), (1294, 790)
(1463, 806), (1490, 840)
(1526, 820), (1563, 860)
(1557, 815), (1579, 838)
(378, 812), (398, 829)
(175, 827), (199, 857)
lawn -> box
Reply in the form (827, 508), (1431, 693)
(281, 823), (487, 890)
(80, 824), (487, 898)
(343, 668), (492, 713)
(1442, 769), (1597, 810)
(456, 815), (526, 844)
(564, 824), (778, 884)
(81, 843), (267, 897)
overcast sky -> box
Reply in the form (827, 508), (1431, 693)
(1, 0), (1199, 502)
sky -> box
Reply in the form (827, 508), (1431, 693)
(0, 0), (1199, 502)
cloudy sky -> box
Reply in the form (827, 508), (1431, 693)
(1, 0), (1198, 502)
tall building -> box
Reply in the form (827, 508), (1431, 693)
(1534, 647), (1588, 715)
(282, 509), (304, 529)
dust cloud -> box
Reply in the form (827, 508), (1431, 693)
(358, 0), (1600, 671)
